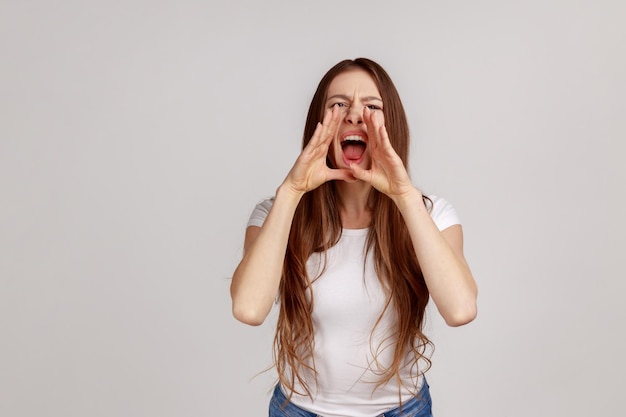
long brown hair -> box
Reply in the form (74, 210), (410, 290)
(274, 58), (432, 400)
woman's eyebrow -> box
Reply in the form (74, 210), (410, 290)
(326, 94), (383, 103)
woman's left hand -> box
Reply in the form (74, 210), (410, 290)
(349, 107), (418, 201)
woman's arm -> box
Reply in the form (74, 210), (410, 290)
(351, 108), (477, 326)
(394, 191), (478, 327)
(230, 186), (303, 326)
(230, 106), (353, 326)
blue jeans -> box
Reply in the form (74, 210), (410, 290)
(268, 380), (433, 417)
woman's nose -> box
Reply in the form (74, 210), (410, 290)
(345, 106), (363, 125)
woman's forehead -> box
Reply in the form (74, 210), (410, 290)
(327, 69), (380, 97)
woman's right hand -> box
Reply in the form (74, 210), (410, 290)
(282, 106), (355, 195)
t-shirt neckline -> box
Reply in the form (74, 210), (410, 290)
(341, 228), (369, 237)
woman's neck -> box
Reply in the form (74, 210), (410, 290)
(336, 180), (372, 229)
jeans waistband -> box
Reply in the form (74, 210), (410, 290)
(269, 379), (432, 417)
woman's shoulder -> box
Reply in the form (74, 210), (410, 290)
(246, 196), (275, 227)
(247, 194), (461, 230)
(254, 196), (275, 211)
(425, 194), (462, 231)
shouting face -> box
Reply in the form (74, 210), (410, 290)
(325, 69), (385, 170)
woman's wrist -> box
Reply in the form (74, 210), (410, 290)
(392, 186), (425, 213)
(276, 181), (305, 203)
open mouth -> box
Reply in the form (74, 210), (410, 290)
(341, 134), (367, 163)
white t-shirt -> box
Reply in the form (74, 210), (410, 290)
(247, 195), (460, 417)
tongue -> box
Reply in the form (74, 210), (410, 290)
(343, 144), (365, 160)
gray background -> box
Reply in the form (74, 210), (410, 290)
(1, 1), (624, 416)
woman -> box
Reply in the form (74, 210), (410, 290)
(230, 58), (477, 417)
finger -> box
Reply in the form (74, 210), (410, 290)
(349, 163), (373, 184)
(364, 106), (380, 128)
(364, 111), (394, 159)
(325, 167), (357, 183)
(308, 107), (337, 151)
(320, 105), (341, 145)
(310, 108), (338, 150)
(321, 106), (334, 126)
(363, 107), (382, 149)
(302, 122), (325, 157)
(378, 125), (394, 151)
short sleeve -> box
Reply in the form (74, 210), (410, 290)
(247, 197), (275, 228)
(427, 195), (461, 231)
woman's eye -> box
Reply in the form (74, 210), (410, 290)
(367, 104), (382, 110)
(332, 102), (347, 108)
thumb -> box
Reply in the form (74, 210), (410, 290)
(349, 164), (372, 183)
(327, 167), (357, 183)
